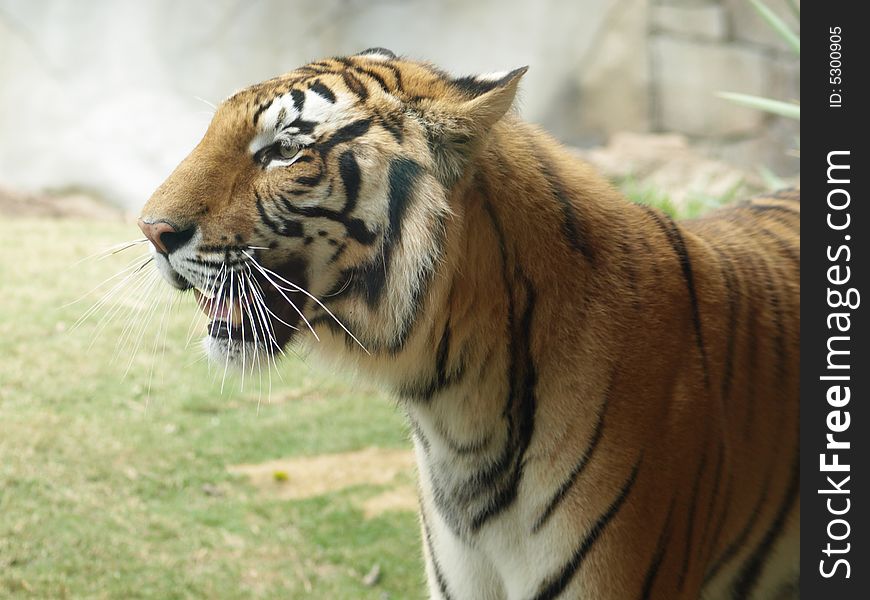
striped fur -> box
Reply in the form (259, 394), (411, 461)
(139, 51), (800, 599)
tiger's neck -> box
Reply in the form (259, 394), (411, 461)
(394, 118), (635, 402)
(317, 119), (643, 533)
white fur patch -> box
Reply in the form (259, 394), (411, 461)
(475, 71), (511, 82)
(360, 50), (393, 62)
(203, 335), (269, 372)
(249, 88), (351, 157)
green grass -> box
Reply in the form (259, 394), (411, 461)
(0, 185), (737, 597)
(0, 219), (424, 599)
(618, 176), (744, 219)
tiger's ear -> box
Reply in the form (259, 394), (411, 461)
(449, 67), (528, 130)
(354, 47), (397, 61)
(421, 67), (528, 185)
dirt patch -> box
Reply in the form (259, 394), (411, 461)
(229, 447), (417, 517)
(361, 486), (418, 519)
(0, 185), (125, 220)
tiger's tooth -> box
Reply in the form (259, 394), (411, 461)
(231, 301), (243, 324)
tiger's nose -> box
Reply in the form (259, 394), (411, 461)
(138, 219), (195, 254)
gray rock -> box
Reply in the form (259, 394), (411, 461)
(652, 36), (770, 136)
(726, 0), (800, 52)
(652, 5), (728, 41)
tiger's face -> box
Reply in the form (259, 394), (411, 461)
(139, 49), (524, 367)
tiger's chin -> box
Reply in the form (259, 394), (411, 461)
(202, 333), (277, 371)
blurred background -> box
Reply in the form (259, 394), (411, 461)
(1, 0), (799, 210)
(0, 1), (798, 598)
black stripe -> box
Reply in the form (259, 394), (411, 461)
(701, 470), (734, 580)
(308, 80), (336, 103)
(739, 254), (762, 441)
(643, 207), (710, 390)
(338, 150), (361, 214)
(328, 242), (347, 264)
(294, 171), (323, 187)
(452, 75), (501, 97)
(183, 257), (244, 271)
(642, 237), (662, 280)
(335, 159), (438, 354)
(746, 250), (792, 452)
(531, 459), (642, 600)
(437, 427), (492, 455)
(421, 196), (532, 533)
(535, 150), (593, 261)
(355, 66), (391, 94)
(276, 196), (377, 246)
(398, 321), (467, 402)
(753, 225), (800, 270)
(376, 110), (404, 143)
(451, 68), (525, 98)
(319, 119), (372, 155)
(463, 202), (537, 533)
(716, 248), (739, 405)
(257, 197), (304, 238)
(358, 47), (396, 59)
(256, 194), (282, 235)
(677, 451), (708, 590)
(703, 468), (774, 584)
(469, 276), (536, 531)
(746, 202), (800, 216)
(342, 70), (369, 101)
(619, 237), (642, 313)
(409, 416), (431, 455)
(696, 441), (726, 563)
(354, 157), (422, 307)
(377, 61), (404, 92)
(197, 243), (246, 254)
(730, 453), (799, 599)
(737, 206), (799, 234)
(252, 99), (273, 125)
(756, 253), (788, 390)
(532, 371), (612, 532)
(283, 116), (317, 136)
(640, 498), (677, 600)
(290, 88), (305, 112)
(421, 511), (455, 600)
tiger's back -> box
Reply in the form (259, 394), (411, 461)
(621, 190), (801, 599)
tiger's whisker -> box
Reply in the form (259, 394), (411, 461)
(121, 273), (167, 377)
(220, 270), (235, 394)
(244, 252), (368, 354)
(93, 268), (159, 349)
(73, 238), (149, 266)
(67, 253), (152, 315)
(242, 254), (319, 342)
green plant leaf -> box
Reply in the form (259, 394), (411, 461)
(716, 92), (800, 120)
(748, 0), (800, 55)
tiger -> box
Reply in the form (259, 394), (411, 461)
(137, 48), (800, 599)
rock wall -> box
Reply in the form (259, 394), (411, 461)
(0, 0), (798, 209)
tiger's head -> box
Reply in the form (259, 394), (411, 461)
(138, 49), (526, 367)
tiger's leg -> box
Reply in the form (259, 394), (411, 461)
(419, 500), (505, 600)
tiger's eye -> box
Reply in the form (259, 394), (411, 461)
(278, 143), (300, 160)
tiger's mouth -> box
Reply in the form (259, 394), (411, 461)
(186, 258), (309, 358)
